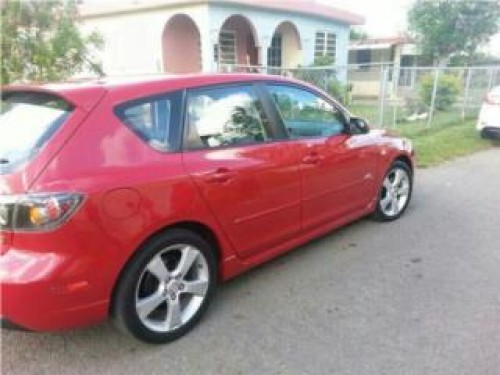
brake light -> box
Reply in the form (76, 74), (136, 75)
(0, 193), (83, 232)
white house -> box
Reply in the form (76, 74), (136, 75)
(79, 0), (364, 76)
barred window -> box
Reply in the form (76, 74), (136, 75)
(314, 31), (336, 63)
(218, 30), (236, 65)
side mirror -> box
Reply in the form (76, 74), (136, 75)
(347, 117), (370, 135)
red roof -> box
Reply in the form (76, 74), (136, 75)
(81, 0), (364, 25)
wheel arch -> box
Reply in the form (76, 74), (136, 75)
(394, 154), (414, 174)
(109, 220), (223, 315)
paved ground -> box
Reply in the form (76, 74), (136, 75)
(2, 149), (500, 375)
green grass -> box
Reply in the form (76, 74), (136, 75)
(398, 120), (499, 167)
(349, 103), (500, 168)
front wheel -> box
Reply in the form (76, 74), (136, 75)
(112, 229), (217, 344)
(373, 161), (413, 221)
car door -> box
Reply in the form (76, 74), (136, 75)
(182, 83), (301, 259)
(264, 83), (377, 231)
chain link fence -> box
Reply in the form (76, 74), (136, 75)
(217, 63), (500, 130)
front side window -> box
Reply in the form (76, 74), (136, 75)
(115, 95), (175, 151)
(186, 85), (270, 149)
(0, 91), (73, 173)
(266, 85), (345, 138)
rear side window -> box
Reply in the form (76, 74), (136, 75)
(115, 92), (182, 152)
(185, 85), (271, 150)
(0, 91), (73, 173)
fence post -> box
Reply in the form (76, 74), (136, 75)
(487, 68), (495, 91)
(427, 68), (440, 128)
(378, 67), (389, 127)
(462, 68), (472, 121)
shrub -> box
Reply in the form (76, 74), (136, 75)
(419, 73), (463, 111)
(327, 80), (352, 106)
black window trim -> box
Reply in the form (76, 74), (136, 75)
(259, 81), (351, 141)
(182, 82), (286, 152)
(113, 90), (185, 153)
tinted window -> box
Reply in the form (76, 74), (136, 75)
(267, 85), (345, 138)
(0, 92), (73, 173)
(116, 96), (173, 151)
(186, 85), (270, 149)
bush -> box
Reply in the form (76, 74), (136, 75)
(419, 73), (463, 111)
(327, 80), (352, 106)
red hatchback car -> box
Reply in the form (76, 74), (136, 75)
(0, 74), (414, 343)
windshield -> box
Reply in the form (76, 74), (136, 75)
(0, 92), (73, 173)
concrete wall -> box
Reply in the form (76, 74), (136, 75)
(162, 14), (201, 73)
(80, 4), (208, 75)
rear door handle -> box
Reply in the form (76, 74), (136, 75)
(205, 168), (235, 183)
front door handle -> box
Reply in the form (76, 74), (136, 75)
(205, 168), (235, 183)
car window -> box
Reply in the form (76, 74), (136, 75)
(266, 85), (345, 138)
(115, 96), (172, 151)
(0, 91), (73, 174)
(186, 85), (270, 149)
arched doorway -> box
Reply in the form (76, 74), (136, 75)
(268, 21), (302, 69)
(217, 15), (259, 69)
(162, 14), (201, 73)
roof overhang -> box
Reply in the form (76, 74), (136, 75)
(80, 0), (365, 25)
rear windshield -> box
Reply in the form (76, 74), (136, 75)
(0, 92), (73, 173)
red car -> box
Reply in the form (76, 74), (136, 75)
(0, 74), (414, 343)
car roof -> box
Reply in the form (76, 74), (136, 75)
(4, 74), (298, 105)
(4, 74), (307, 110)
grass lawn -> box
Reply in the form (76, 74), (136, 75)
(350, 103), (500, 168)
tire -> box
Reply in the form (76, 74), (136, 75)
(112, 228), (217, 344)
(373, 160), (413, 222)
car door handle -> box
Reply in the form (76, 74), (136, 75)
(205, 168), (235, 183)
(302, 153), (324, 165)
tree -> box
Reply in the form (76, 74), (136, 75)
(408, 0), (500, 66)
(349, 28), (368, 41)
(1, 0), (104, 84)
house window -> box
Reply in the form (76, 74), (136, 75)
(267, 34), (282, 67)
(314, 31), (336, 63)
(218, 30), (236, 65)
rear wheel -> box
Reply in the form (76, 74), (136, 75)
(373, 161), (413, 221)
(112, 229), (217, 344)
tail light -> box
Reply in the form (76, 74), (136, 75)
(0, 193), (83, 232)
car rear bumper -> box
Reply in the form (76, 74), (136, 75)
(0, 247), (111, 331)
(0, 317), (30, 331)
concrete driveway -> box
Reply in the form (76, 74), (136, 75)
(2, 149), (500, 375)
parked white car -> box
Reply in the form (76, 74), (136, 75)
(477, 86), (500, 138)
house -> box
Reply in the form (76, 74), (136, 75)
(348, 35), (418, 97)
(79, 0), (364, 76)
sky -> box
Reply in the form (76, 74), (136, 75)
(327, 0), (500, 56)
